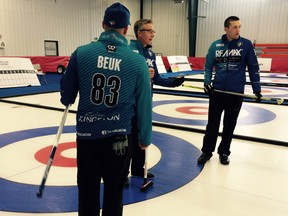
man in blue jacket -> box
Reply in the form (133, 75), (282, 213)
(128, 19), (184, 179)
(60, 3), (152, 216)
(198, 16), (262, 165)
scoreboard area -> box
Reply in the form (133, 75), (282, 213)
(0, 58), (40, 88)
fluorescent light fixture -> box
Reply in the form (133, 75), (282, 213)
(174, 0), (184, 3)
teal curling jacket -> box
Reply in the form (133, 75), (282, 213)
(60, 31), (152, 146)
(204, 34), (261, 93)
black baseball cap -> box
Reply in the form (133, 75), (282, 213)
(103, 2), (131, 28)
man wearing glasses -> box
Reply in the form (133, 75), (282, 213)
(128, 19), (184, 183)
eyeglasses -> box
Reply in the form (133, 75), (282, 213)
(140, 29), (156, 34)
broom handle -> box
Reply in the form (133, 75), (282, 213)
(182, 84), (284, 105)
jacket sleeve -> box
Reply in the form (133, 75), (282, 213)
(152, 53), (176, 87)
(60, 51), (79, 106)
(246, 41), (261, 93)
(135, 60), (152, 146)
(204, 44), (215, 85)
(153, 68), (176, 87)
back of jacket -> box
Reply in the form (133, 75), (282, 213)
(60, 31), (152, 145)
(204, 34), (261, 93)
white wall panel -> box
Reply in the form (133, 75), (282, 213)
(0, 0), (287, 57)
(0, 0), (140, 56)
(0, 0), (95, 56)
(256, 0), (288, 43)
(196, 0), (288, 57)
(143, 0), (189, 56)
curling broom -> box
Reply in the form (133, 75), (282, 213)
(182, 84), (285, 105)
(140, 148), (153, 192)
(36, 105), (71, 198)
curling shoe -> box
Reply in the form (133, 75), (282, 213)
(219, 154), (230, 165)
(147, 172), (154, 178)
(197, 152), (212, 165)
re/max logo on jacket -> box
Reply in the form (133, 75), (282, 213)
(215, 49), (243, 57)
(146, 58), (154, 67)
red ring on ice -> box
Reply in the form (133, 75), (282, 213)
(176, 106), (208, 115)
(34, 142), (77, 167)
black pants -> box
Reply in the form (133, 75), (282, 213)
(202, 92), (243, 156)
(77, 135), (132, 216)
(130, 117), (145, 175)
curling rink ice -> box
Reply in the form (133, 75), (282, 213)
(0, 90), (288, 216)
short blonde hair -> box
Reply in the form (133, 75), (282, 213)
(133, 19), (153, 38)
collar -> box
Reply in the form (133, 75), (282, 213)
(221, 34), (241, 44)
(131, 39), (153, 49)
(98, 31), (128, 45)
